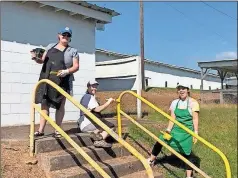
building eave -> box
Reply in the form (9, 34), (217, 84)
(96, 48), (136, 58)
(21, 1), (120, 24)
(70, 1), (120, 17)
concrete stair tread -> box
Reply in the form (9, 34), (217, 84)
(35, 133), (94, 153)
(35, 132), (91, 141)
(40, 143), (123, 157)
(48, 155), (144, 178)
(38, 143), (132, 172)
(35, 132), (129, 153)
(120, 170), (163, 178)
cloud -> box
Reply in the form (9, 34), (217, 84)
(216, 51), (237, 60)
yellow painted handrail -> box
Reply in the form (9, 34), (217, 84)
(116, 90), (232, 178)
(33, 104), (111, 178)
(30, 79), (154, 178)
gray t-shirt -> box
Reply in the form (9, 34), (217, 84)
(45, 43), (79, 81)
(78, 93), (99, 130)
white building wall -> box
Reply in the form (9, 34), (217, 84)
(225, 77), (237, 86)
(96, 57), (137, 78)
(1, 2), (97, 126)
(95, 53), (222, 91)
(145, 63), (221, 90)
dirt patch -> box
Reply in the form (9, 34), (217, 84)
(1, 141), (46, 178)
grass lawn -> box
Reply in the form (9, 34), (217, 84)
(128, 104), (237, 178)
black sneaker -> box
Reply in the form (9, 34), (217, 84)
(53, 131), (62, 138)
(34, 131), (44, 137)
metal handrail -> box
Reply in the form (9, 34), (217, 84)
(116, 90), (231, 178)
(30, 79), (154, 178)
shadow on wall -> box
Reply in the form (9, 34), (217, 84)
(1, 1), (95, 54)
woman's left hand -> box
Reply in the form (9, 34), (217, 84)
(193, 137), (198, 144)
(57, 69), (69, 77)
(193, 131), (198, 144)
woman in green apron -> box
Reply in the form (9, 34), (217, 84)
(147, 84), (199, 178)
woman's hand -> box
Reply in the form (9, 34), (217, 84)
(57, 69), (69, 77)
(30, 51), (37, 60)
(193, 137), (198, 144)
(106, 98), (115, 104)
(30, 48), (46, 64)
(165, 130), (171, 134)
(193, 131), (198, 144)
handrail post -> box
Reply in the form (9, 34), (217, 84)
(29, 104), (35, 157)
(117, 90), (232, 178)
(116, 99), (122, 137)
(30, 80), (154, 178)
(29, 83), (37, 157)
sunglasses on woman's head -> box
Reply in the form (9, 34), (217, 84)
(62, 33), (71, 38)
(177, 86), (187, 90)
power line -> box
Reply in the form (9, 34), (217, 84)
(201, 1), (237, 21)
(164, 2), (228, 44)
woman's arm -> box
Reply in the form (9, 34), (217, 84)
(192, 111), (199, 134)
(166, 111), (176, 133)
(166, 100), (177, 133)
(93, 98), (115, 112)
(68, 57), (79, 74)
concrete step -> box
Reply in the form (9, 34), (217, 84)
(35, 130), (129, 154)
(47, 155), (145, 178)
(120, 170), (163, 178)
(35, 133), (94, 153)
(38, 144), (131, 172)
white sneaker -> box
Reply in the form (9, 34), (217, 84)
(93, 140), (112, 148)
(147, 158), (155, 166)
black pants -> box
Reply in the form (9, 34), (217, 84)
(88, 111), (115, 130)
(151, 142), (194, 170)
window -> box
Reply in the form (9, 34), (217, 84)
(165, 81), (168, 87)
(209, 86), (211, 90)
(177, 82), (179, 85)
(190, 85), (193, 89)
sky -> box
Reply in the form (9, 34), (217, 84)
(92, 1), (237, 70)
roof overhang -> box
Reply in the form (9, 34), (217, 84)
(70, 1), (120, 18)
(198, 59), (238, 73)
(96, 48), (136, 58)
(96, 57), (137, 66)
(21, 1), (120, 24)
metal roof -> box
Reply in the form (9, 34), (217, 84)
(96, 48), (136, 58)
(70, 1), (120, 17)
(198, 59), (238, 73)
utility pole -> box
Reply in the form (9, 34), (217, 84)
(140, 0), (145, 91)
(137, 0), (144, 119)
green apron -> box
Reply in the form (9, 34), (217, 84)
(159, 98), (194, 155)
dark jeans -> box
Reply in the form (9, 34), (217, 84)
(151, 141), (194, 170)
